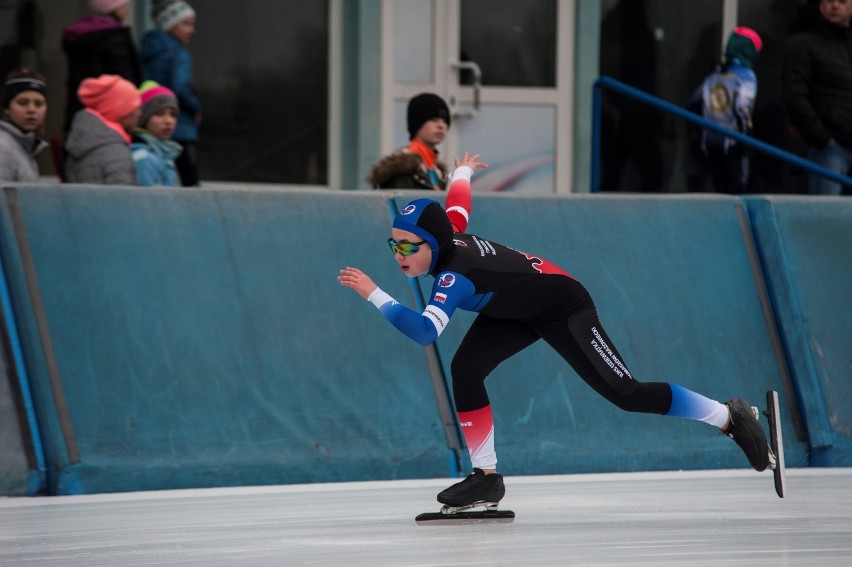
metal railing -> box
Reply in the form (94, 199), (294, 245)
(591, 75), (852, 193)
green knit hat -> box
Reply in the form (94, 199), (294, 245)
(725, 27), (762, 69)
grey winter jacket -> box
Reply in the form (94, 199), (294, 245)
(0, 118), (48, 182)
(65, 109), (136, 185)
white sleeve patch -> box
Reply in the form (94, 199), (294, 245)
(423, 305), (450, 337)
(367, 287), (395, 309)
(446, 205), (469, 223)
(450, 165), (474, 183)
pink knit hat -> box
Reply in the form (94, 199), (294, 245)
(77, 74), (141, 122)
(733, 26), (762, 53)
(89, 0), (129, 14)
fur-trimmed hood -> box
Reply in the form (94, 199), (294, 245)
(367, 149), (448, 190)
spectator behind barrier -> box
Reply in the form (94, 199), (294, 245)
(784, 0), (852, 195)
(687, 27), (762, 194)
(64, 74), (141, 185)
(368, 93), (452, 191)
(131, 81), (182, 186)
(140, 0), (202, 187)
(61, 0), (141, 135)
(0, 67), (49, 182)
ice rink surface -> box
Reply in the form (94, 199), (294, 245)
(2, 468), (851, 566)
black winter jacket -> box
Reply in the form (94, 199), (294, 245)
(784, 18), (852, 147)
(62, 15), (142, 132)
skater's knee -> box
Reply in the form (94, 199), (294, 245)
(451, 371), (490, 413)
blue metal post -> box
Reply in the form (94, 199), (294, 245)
(0, 251), (47, 495)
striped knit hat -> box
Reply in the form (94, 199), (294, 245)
(138, 80), (178, 127)
(153, 0), (195, 31)
(2, 73), (47, 108)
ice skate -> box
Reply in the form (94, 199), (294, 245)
(723, 397), (773, 472)
(437, 468), (506, 508)
(415, 469), (514, 525)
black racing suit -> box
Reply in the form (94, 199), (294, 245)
(377, 232), (673, 415)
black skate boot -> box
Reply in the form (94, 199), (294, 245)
(437, 468), (506, 508)
(723, 398), (771, 472)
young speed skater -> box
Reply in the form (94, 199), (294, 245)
(338, 152), (775, 512)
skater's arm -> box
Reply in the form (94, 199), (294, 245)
(338, 267), (442, 345)
(445, 152), (487, 233)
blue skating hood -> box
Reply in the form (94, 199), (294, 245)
(392, 198), (453, 275)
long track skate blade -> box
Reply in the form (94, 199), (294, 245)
(415, 510), (515, 525)
(764, 390), (786, 498)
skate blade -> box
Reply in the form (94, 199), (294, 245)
(763, 390), (786, 498)
(415, 509), (515, 525)
(440, 501), (500, 514)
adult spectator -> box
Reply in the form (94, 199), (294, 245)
(140, 0), (201, 186)
(64, 74), (141, 185)
(368, 93), (451, 190)
(0, 67), (49, 182)
(784, 0), (852, 195)
(61, 0), (141, 134)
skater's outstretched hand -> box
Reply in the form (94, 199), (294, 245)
(338, 267), (378, 300)
(454, 152), (488, 171)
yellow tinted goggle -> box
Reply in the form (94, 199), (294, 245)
(388, 238), (427, 256)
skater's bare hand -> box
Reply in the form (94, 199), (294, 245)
(338, 267), (378, 300)
(455, 152), (488, 171)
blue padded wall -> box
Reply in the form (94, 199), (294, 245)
(0, 185), (447, 494)
(1, 185), (848, 496)
(746, 196), (852, 466)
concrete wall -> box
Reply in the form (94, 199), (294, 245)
(1, 185), (848, 495)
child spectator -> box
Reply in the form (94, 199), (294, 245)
(688, 27), (762, 194)
(368, 93), (452, 190)
(62, 0), (141, 134)
(140, 0), (202, 186)
(0, 67), (49, 182)
(131, 81), (182, 186)
(64, 74), (141, 185)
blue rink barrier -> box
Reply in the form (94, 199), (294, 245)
(0, 185), (448, 495)
(0, 185), (847, 496)
(746, 196), (852, 466)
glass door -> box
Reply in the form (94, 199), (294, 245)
(382, 0), (574, 193)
